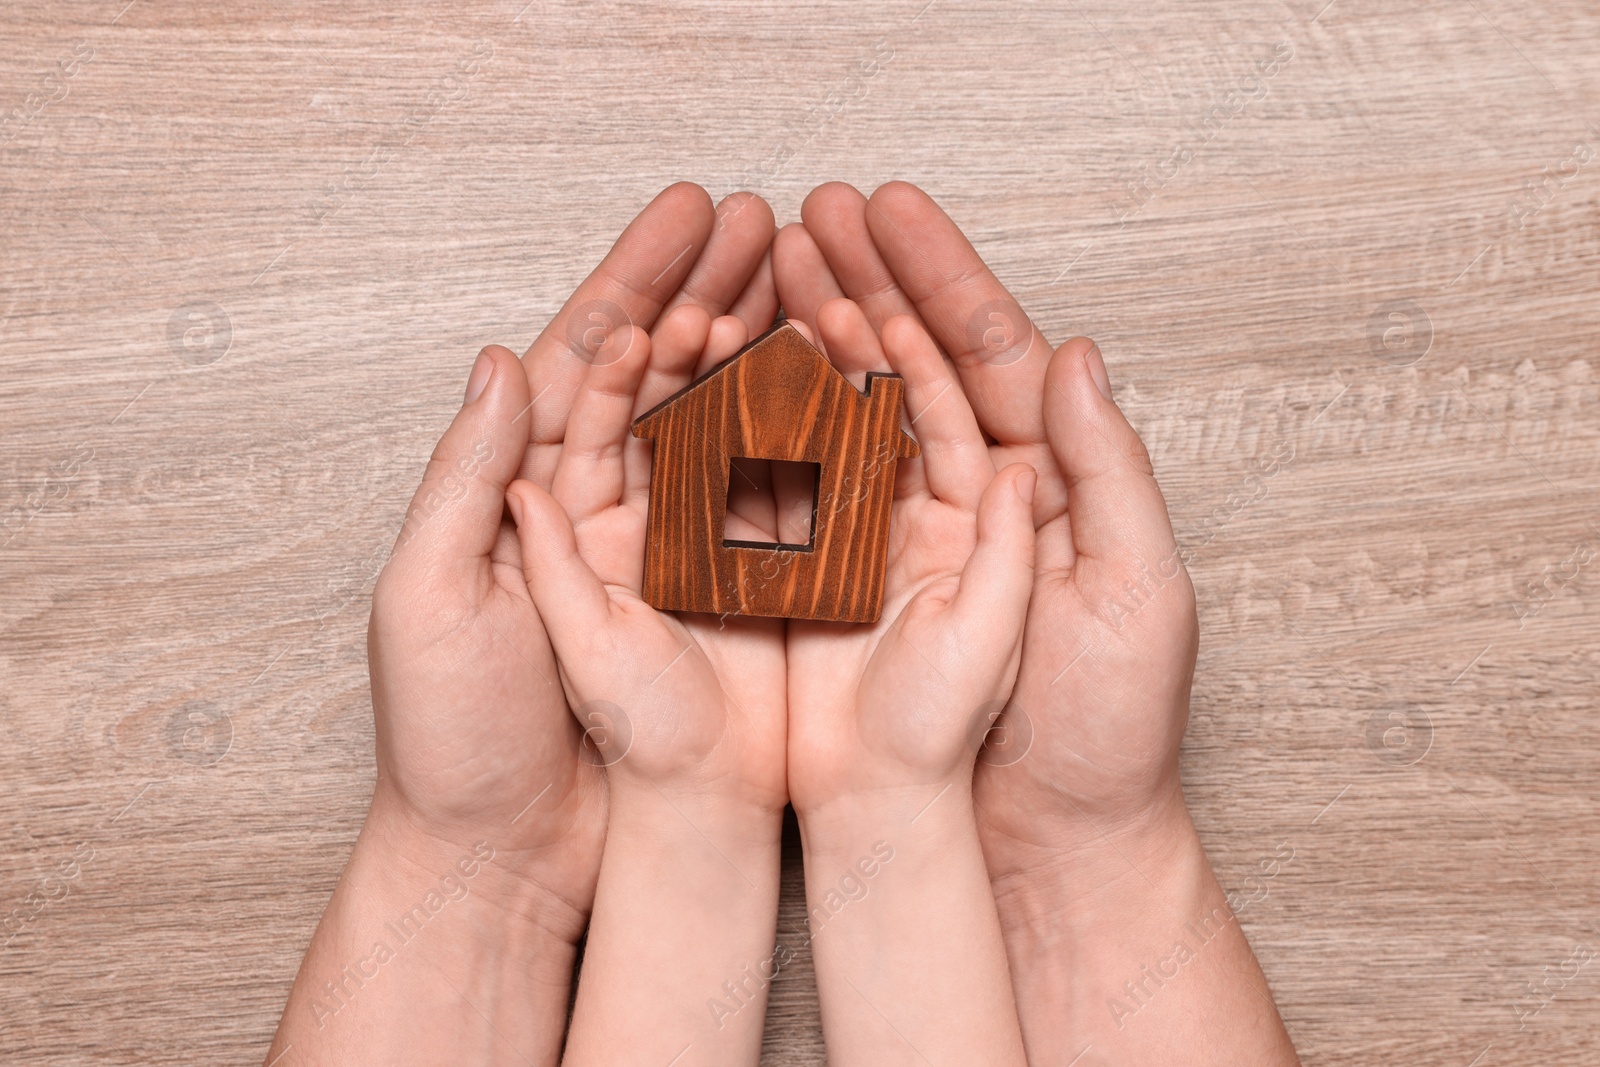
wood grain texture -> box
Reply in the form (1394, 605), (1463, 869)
(632, 322), (917, 622)
(2, 2), (1599, 1065)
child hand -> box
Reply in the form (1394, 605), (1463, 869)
(785, 299), (1039, 812)
(505, 305), (788, 814)
(505, 306), (790, 1066)
(784, 299), (1036, 1067)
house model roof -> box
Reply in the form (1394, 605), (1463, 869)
(631, 321), (919, 459)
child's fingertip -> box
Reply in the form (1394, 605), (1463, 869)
(595, 325), (647, 370)
(1017, 466), (1037, 505)
(505, 485), (526, 528)
(707, 314), (749, 362)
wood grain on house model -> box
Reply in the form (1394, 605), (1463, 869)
(631, 322), (919, 622)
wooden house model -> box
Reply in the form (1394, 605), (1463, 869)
(630, 322), (919, 623)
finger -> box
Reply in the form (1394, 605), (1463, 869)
(814, 296), (890, 388)
(771, 222), (845, 340)
(662, 191), (775, 331)
(865, 181), (1052, 447)
(949, 463), (1038, 643)
(636, 304), (713, 412)
(1045, 339), (1179, 569)
(624, 306), (713, 513)
(695, 314), (750, 376)
(800, 182), (918, 331)
(391, 344), (532, 568)
(521, 182), (716, 487)
(725, 246), (779, 339)
(551, 326), (652, 523)
(786, 319), (817, 346)
(880, 313), (994, 510)
(505, 480), (613, 650)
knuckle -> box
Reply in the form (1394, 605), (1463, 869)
(1123, 433), (1156, 478)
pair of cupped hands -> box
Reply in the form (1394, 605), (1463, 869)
(270, 182), (1298, 1067)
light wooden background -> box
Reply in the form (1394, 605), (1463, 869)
(3, 1), (1599, 1063)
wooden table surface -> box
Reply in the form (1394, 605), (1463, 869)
(4, 2), (1598, 1064)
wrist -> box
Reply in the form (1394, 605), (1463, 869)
(983, 783), (1298, 1060)
(272, 796), (582, 1060)
(794, 777), (1028, 1067)
(797, 778), (977, 860)
(363, 787), (590, 947)
(563, 777), (784, 1065)
(605, 783), (784, 860)
(989, 782), (1202, 937)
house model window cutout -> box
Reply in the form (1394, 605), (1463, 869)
(630, 321), (920, 623)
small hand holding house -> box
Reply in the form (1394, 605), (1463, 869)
(630, 321), (919, 623)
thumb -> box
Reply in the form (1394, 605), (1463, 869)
(504, 479), (613, 655)
(392, 344), (532, 566)
(949, 463), (1038, 638)
(1045, 338), (1180, 570)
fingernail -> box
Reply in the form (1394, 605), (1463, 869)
(1086, 345), (1112, 400)
(1017, 468), (1037, 504)
(464, 350), (494, 405)
(505, 489), (524, 527)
